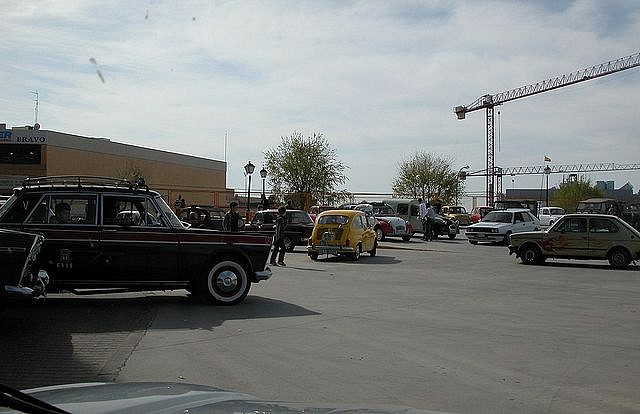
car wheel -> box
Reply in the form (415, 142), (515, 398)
(375, 227), (385, 242)
(520, 244), (543, 265)
(402, 235), (411, 242)
(608, 247), (631, 269)
(448, 234), (456, 239)
(284, 236), (294, 252)
(469, 240), (478, 245)
(503, 231), (512, 245)
(351, 244), (361, 261)
(201, 258), (251, 305)
(369, 240), (377, 257)
(309, 252), (319, 261)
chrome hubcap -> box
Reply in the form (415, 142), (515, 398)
(216, 270), (238, 292)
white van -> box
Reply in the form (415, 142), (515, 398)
(382, 198), (421, 235)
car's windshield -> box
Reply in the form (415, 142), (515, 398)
(373, 205), (395, 216)
(482, 211), (513, 223)
(449, 206), (466, 214)
(318, 215), (349, 225)
(0, 194), (17, 218)
(155, 195), (183, 227)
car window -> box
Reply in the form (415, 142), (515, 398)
(514, 213), (524, 223)
(549, 208), (565, 215)
(289, 211), (312, 224)
(483, 211), (512, 223)
(555, 217), (587, 233)
(396, 204), (408, 215)
(318, 215), (349, 225)
(0, 193), (42, 223)
(410, 205), (419, 217)
(353, 215), (364, 229)
(589, 218), (619, 233)
(522, 213), (533, 222)
(28, 195), (97, 225)
(104, 196), (165, 227)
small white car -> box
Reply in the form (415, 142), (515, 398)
(465, 208), (541, 245)
(538, 206), (565, 226)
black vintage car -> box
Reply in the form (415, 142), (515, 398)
(430, 214), (459, 239)
(0, 176), (273, 305)
(246, 209), (315, 251)
(0, 228), (49, 307)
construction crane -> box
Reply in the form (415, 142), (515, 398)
(454, 52), (640, 206)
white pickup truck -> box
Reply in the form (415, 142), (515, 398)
(538, 206), (565, 226)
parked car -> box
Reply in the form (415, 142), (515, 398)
(382, 198), (422, 236)
(538, 206), (565, 226)
(509, 214), (640, 269)
(308, 209), (377, 261)
(352, 203), (391, 241)
(465, 208), (541, 245)
(440, 205), (471, 226)
(178, 205), (245, 230)
(308, 205), (335, 222)
(494, 199), (538, 217)
(469, 206), (494, 224)
(0, 176), (273, 305)
(0, 228), (49, 307)
(363, 202), (414, 241)
(246, 209), (315, 251)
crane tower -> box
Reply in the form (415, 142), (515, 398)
(454, 52), (640, 206)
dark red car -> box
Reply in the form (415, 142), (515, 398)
(0, 176), (272, 305)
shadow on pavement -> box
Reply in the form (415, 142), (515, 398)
(311, 255), (401, 264)
(534, 261), (639, 271)
(0, 294), (318, 389)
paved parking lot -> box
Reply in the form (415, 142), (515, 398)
(2, 234), (640, 413)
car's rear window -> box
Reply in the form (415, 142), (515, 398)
(318, 215), (349, 225)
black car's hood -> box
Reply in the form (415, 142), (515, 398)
(15, 382), (449, 414)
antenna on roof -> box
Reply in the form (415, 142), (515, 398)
(30, 90), (39, 126)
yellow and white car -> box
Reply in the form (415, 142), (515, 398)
(308, 209), (377, 261)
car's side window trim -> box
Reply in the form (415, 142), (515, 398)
(102, 194), (168, 228)
(23, 193), (100, 226)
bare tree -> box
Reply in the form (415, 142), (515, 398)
(392, 151), (462, 204)
(264, 132), (348, 208)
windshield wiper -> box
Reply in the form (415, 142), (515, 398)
(0, 384), (71, 414)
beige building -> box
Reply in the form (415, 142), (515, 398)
(0, 123), (233, 206)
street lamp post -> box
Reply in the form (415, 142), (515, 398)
(259, 167), (267, 196)
(456, 166), (470, 205)
(244, 161), (255, 218)
(544, 165), (551, 207)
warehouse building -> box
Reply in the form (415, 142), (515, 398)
(0, 123), (233, 206)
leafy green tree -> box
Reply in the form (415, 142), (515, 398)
(264, 132), (348, 208)
(392, 151), (462, 204)
(554, 177), (603, 212)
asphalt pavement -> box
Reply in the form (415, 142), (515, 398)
(2, 234), (640, 414)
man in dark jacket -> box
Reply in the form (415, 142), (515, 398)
(223, 201), (240, 231)
(270, 206), (287, 266)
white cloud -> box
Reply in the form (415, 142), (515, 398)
(2, 0), (639, 202)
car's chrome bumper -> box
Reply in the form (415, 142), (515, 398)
(3, 270), (49, 299)
(254, 267), (272, 281)
(308, 245), (355, 255)
(465, 233), (503, 242)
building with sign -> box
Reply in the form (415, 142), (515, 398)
(0, 123), (234, 206)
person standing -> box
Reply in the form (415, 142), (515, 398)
(425, 202), (437, 241)
(418, 198), (428, 240)
(270, 206), (287, 266)
(223, 201), (240, 232)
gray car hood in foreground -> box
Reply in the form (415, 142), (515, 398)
(8, 382), (450, 414)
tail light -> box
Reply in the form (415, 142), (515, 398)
(345, 239), (350, 246)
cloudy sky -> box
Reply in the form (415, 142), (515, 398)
(3, 0), (639, 204)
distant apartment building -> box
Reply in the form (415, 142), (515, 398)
(0, 123), (234, 206)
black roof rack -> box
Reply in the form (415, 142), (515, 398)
(21, 176), (136, 190)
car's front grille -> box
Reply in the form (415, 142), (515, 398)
(468, 227), (493, 233)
